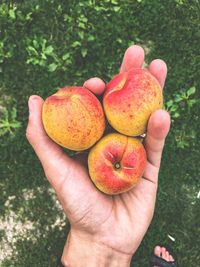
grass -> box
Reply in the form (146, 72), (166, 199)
(0, 1), (200, 266)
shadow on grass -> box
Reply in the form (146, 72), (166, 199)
(1, 224), (70, 267)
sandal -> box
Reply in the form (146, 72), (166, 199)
(149, 244), (178, 267)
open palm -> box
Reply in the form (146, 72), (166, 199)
(26, 45), (170, 260)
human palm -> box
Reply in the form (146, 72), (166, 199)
(26, 45), (170, 257)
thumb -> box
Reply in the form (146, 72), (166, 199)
(26, 95), (73, 189)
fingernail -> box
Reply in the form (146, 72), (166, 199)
(28, 96), (38, 116)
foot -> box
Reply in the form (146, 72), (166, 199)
(154, 245), (174, 266)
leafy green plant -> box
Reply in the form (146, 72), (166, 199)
(173, 127), (196, 149)
(165, 86), (198, 121)
(165, 86), (199, 148)
(26, 36), (73, 72)
(0, 107), (21, 137)
(26, 37), (57, 71)
(0, 40), (15, 64)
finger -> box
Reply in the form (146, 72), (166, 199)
(83, 77), (106, 95)
(26, 95), (74, 189)
(143, 161), (159, 184)
(120, 45), (145, 72)
(148, 59), (167, 89)
(144, 109), (171, 168)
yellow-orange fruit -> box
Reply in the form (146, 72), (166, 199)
(103, 68), (163, 136)
(42, 86), (105, 151)
(88, 133), (146, 195)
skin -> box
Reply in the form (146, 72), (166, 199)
(26, 45), (170, 267)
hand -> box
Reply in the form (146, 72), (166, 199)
(26, 45), (171, 267)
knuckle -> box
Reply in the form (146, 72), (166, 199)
(26, 125), (33, 141)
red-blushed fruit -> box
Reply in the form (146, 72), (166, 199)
(103, 68), (163, 136)
(42, 86), (105, 151)
(88, 133), (147, 195)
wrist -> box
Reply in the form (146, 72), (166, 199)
(61, 229), (132, 267)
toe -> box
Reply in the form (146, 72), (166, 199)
(161, 247), (167, 261)
(169, 255), (174, 262)
(154, 245), (161, 257)
(166, 251), (170, 261)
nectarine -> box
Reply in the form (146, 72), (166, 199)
(88, 133), (147, 195)
(42, 86), (105, 151)
(103, 68), (163, 136)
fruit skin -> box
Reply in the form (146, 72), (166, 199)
(42, 86), (105, 151)
(103, 68), (163, 136)
(88, 133), (147, 195)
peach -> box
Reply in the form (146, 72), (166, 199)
(88, 133), (146, 195)
(103, 68), (163, 136)
(42, 86), (105, 151)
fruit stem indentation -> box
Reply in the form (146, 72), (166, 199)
(114, 162), (121, 170)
